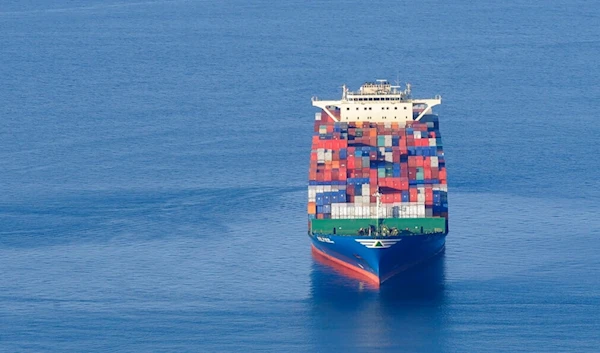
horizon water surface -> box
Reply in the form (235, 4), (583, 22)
(1, 0), (599, 352)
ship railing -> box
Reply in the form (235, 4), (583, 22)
(310, 229), (444, 237)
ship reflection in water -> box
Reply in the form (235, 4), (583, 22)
(310, 249), (447, 351)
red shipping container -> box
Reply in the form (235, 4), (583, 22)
(424, 168), (432, 179)
(409, 188), (418, 202)
(432, 169), (439, 179)
(439, 168), (447, 180)
(425, 189), (433, 204)
(347, 147), (355, 157)
(332, 169), (339, 181)
(347, 158), (355, 169)
(400, 179), (409, 190)
(393, 193), (401, 202)
(380, 177), (388, 188)
(370, 169), (378, 181)
(324, 170), (332, 181)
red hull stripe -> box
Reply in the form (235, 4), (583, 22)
(311, 245), (380, 286)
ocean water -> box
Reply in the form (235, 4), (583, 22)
(1, 0), (599, 351)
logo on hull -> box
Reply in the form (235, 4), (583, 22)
(355, 239), (400, 249)
(317, 236), (335, 244)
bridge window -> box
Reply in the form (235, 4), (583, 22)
(404, 107), (407, 110)
(394, 107), (398, 110)
(347, 108), (350, 110)
(368, 107), (372, 110)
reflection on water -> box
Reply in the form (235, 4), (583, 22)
(309, 251), (448, 351)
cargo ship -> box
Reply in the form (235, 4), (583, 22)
(308, 80), (448, 285)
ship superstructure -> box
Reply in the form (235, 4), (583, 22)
(308, 80), (448, 285)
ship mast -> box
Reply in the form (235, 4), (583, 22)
(373, 188), (382, 234)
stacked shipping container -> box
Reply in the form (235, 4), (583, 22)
(308, 111), (448, 220)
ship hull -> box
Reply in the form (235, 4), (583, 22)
(310, 233), (446, 285)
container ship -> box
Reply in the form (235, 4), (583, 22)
(308, 80), (448, 285)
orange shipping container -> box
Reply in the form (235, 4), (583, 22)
(307, 202), (316, 214)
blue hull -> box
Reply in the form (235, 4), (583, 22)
(310, 233), (446, 284)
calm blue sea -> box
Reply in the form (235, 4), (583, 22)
(1, 0), (599, 351)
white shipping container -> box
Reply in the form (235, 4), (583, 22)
(414, 131), (422, 139)
(362, 184), (370, 195)
(385, 152), (393, 162)
(316, 185), (324, 193)
(324, 185), (332, 192)
(429, 138), (436, 146)
(431, 156), (439, 168)
(331, 205), (339, 219)
(385, 135), (392, 146)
